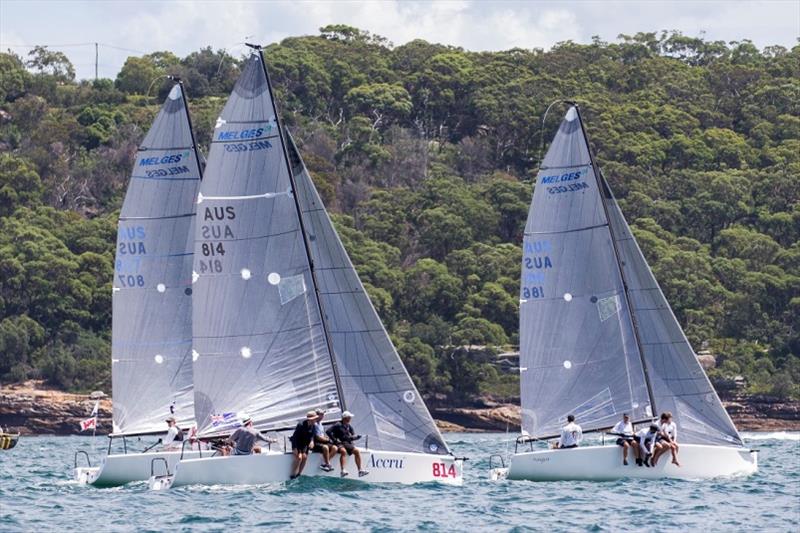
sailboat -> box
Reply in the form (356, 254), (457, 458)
(149, 46), (462, 489)
(0, 429), (20, 450)
(74, 80), (205, 486)
(491, 104), (757, 481)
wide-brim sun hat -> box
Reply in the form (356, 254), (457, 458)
(306, 411), (318, 419)
(165, 416), (176, 423)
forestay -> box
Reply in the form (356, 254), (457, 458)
(519, 106), (651, 439)
(288, 133), (449, 455)
(604, 185), (742, 446)
(191, 54), (340, 436)
(112, 83), (200, 435)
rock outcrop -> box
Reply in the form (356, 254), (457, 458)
(0, 381), (112, 435)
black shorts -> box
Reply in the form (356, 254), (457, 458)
(616, 437), (634, 446)
(292, 446), (309, 454)
(340, 443), (356, 455)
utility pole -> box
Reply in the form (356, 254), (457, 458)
(94, 42), (98, 80)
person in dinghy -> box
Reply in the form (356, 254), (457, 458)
(652, 412), (680, 467)
(611, 413), (638, 465)
(327, 411), (369, 478)
(554, 415), (582, 449)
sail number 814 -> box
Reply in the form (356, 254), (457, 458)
(201, 242), (226, 256)
(432, 462), (458, 478)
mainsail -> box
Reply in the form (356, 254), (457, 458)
(288, 133), (449, 455)
(191, 52), (341, 436)
(519, 106), (651, 439)
(520, 104), (742, 446)
(112, 82), (201, 435)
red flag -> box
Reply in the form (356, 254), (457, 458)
(80, 417), (96, 432)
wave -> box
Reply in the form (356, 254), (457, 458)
(741, 431), (800, 441)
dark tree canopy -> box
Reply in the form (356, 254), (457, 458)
(0, 29), (797, 402)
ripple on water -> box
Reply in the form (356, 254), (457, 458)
(0, 433), (798, 532)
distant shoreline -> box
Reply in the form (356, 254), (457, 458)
(2, 381), (797, 436)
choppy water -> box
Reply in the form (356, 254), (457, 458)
(1, 432), (798, 532)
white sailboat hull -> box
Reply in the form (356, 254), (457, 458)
(149, 449), (463, 489)
(493, 443), (757, 481)
(74, 450), (203, 487)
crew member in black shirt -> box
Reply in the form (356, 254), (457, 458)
(327, 411), (369, 478)
(289, 411), (319, 479)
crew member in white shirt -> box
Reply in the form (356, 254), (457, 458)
(634, 424), (659, 467)
(162, 416), (183, 450)
(611, 413), (637, 465)
(556, 414), (582, 449)
(652, 412), (680, 467)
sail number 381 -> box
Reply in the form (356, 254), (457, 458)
(522, 286), (544, 299)
(432, 463), (458, 478)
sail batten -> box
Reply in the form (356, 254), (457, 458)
(112, 83), (201, 435)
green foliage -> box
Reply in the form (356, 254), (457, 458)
(0, 30), (797, 402)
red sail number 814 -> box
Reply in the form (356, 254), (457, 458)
(432, 462), (457, 478)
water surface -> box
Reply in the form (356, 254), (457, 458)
(1, 432), (797, 532)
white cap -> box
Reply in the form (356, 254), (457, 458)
(342, 411), (354, 419)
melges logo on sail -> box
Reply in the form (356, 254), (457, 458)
(540, 166), (590, 194)
(138, 151), (192, 178)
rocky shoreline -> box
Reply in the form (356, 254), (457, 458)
(1, 381), (797, 435)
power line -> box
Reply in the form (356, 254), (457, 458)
(0, 42), (148, 55)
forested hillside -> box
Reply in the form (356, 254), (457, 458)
(0, 27), (797, 403)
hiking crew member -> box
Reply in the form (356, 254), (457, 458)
(227, 416), (274, 456)
(652, 412), (680, 467)
(611, 413), (637, 465)
(162, 416), (184, 450)
(635, 424), (660, 467)
(556, 414), (582, 449)
(326, 411), (369, 478)
(312, 408), (335, 472)
(289, 411), (319, 479)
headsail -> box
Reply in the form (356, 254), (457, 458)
(288, 133), (449, 455)
(519, 106), (651, 439)
(604, 182), (742, 446)
(112, 82), (201, 435)
(191, 53), (341, 436)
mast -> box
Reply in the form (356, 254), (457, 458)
(573, 104), (658, 419)
(249, 44), (347, 412)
